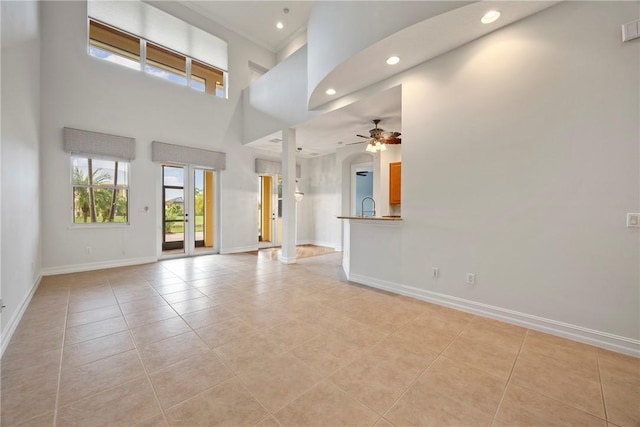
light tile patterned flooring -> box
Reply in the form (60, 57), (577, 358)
(1, 251), (638, 426)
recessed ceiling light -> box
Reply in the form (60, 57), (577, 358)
(386, 56), (400, 65)
(325, 88), (336, 95)
(276, 21), (284, 29)
(481, 10), (501, 24)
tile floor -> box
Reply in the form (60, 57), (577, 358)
(1, 251), (638, 426)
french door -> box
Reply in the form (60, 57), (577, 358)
(257, 175), (282, 248)
(162, 165), (217, 256)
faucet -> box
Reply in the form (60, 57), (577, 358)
(361, 197), (376, 217)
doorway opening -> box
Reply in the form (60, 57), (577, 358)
(352, 163), (373, 216)
(257, 175), (282, 248)
(162, 165), (217, 256)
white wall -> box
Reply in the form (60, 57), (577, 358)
(393, 1), (638, 346)
(39, 1), (276, 271)
(248, 46), (320, 127)
(304, 153), (341, 249)
(1, 0), (41, 334)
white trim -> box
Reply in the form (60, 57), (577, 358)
(41, 256), (157, 276)
(219, 245), (258, 255)
(1, 275), (42, 357)
(348, 272), (640, 358)
(278, 254), (297, 264)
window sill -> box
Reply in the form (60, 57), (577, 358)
(68, 223), (130, 230)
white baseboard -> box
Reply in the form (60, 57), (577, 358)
(1, 274), (42, 357)
(305, 240), (342, 251)
(220, 245), (258, 255)
(41, 256), (158, 276)
(349, 272), (640, 358)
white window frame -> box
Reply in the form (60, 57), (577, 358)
(70, 155), (131, 227)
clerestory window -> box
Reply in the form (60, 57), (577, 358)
(88, 19), (227, 98)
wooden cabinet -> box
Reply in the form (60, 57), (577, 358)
(389, 162), (401, 205)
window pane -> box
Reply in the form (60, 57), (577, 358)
(73, 187), (128, 223)
(191, 60), (224, 96)
(90, 159), (129, 186)
(72, 157), (129, 187)
(146, 42), (187, 85)
(73, 187), (90, 223)
(89, 20), (140, 70)
(72, 157), (89, 184)
(114, 189), (128, 222)
(163, 166), (184, 187)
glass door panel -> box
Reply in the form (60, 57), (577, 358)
(194, 168), (215, 253)
(162, 166), (185, 253)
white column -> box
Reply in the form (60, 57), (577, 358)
(279, 128), (297, 264)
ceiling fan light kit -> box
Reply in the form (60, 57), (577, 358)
(352, 119), (401, 152)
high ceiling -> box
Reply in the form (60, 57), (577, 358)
(246, 86), (402, 159)
(180, 1), (557, 159)
(181, 1), (314, 53)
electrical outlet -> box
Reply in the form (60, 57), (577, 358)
(466, 273), (476, 285)
(627, 213), (640, 228)
(432, 267), (439, 278)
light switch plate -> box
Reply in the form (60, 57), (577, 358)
(627, 213), (640, 228)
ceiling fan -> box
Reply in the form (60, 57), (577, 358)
(348, 119), (401, 152)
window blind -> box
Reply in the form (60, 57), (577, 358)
(255, 159), (301, 178)
(87, 0), (228, 72)
(63, 127), (136, 161)
(152, 141), (226, 170)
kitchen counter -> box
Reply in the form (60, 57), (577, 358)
(337, 216), (402, 221)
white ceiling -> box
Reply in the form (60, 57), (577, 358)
(181, 1), (558, 159)
(246, 86), (402, 158)
(181, 1), (314, 53)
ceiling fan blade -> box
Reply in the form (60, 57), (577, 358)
(346, 141), (367, 145)
(356, 134), (370, 139)
(386, 137), (402, 144)
(382, 131), (401, 139)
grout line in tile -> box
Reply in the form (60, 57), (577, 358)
(378, 320), (468, 421)
(52, 287), (71, 427)
(513, 334), (610, 421)
(131, 331), (171, 426)
(490, 328), (529, 425)
(595, 347), (610, 422)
